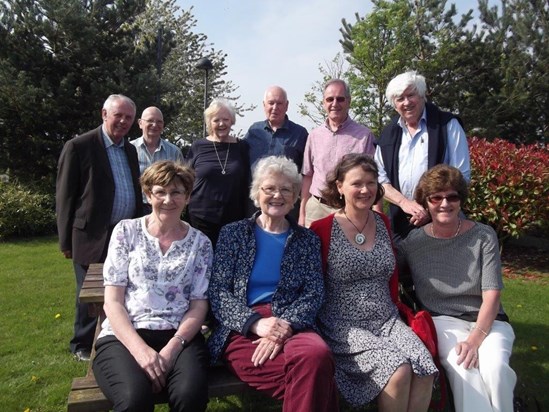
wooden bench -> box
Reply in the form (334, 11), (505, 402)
(67, 263), (250, 412)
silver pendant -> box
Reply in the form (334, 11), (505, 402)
(355, 233), (365, 245)
(221, 170), (226, 175)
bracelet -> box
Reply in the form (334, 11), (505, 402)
(474, 326), (489, 337)
(173, 334), (186, 348)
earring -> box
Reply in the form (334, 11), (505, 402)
(339, 193), (343, 200)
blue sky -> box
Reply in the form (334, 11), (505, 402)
(176, 0), (483, 133)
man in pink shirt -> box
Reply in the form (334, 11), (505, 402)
(299, 79), (376, 227)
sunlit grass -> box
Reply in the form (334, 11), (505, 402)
(0, 237), (546, 411)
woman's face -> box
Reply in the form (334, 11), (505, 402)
(209, 107), (233, 140)
(425, 189), (461, 225)
(146, 180), (189, 218)
(337, 166), (378, 212)
(257, 173), (296, 220)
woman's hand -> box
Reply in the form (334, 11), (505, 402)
(455, 340), (480, 369)
(250, 317), (293, 343)
(157, 343), (180, 379)
(251, 337), (284, 366)
(134, 346), (167, 393)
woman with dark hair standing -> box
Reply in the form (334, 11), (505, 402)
(310, 153), (437, 412)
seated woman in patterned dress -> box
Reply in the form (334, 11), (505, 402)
(310, 153), (437, 411)
(208, 156), (339, 412)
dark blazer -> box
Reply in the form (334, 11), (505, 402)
(56, 126), (142, 265)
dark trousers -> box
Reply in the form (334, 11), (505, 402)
(93, 330), (209, 412)
(70, 262), (96, 353)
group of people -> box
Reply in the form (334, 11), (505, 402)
(56, 71), (516, 412)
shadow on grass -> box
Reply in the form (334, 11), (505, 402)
(510, 321), (548, 411)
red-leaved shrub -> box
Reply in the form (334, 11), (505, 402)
(465, 137), (549, 243)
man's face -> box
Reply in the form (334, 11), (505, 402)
(263, 88), (289, 128)
(394, 86), (425, 125)
(323, 82), (350, 125)
(102, 99), (136, 143)
(138, 108), (164, 142)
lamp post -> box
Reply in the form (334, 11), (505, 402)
(196, 57), (213, 138)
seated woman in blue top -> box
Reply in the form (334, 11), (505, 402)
(208, 156), (339, 412)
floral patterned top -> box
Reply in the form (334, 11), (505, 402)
(98, 217), (212, 340)
(208, 212), (324, 363)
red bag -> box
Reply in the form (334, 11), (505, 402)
(396, 301), (438, 358)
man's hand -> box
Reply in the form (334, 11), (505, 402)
(62, 250), (72, 259)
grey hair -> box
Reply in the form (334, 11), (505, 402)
(250, 156), (302, 208)
(385, 71), (427, 107)
(204, 98), (236, 134)
(102, 94), (136, 112)
(263, 86), (288, 102)
(323, 79), (351, 98)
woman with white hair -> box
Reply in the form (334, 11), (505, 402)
(208, 156), (339, 412)
(186, 98), (250, 245)
(374, 70), (470, 242)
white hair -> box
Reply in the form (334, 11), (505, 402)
(250, 156), (302, 207)
(385, 71), (427, 107)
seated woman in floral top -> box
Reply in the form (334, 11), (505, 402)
(208, 156), (338, 412)
(92, 160), (213, 412)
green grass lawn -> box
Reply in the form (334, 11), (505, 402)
(0, 236), (547, 411)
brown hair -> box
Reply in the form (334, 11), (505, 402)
(414, 164), (468, 208)
(140, 160), (194, 195)
(320, 153), (384, 209)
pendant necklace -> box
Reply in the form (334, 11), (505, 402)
(431, 219), (461, 238)
(212, 140), (230, 175)
(343, 209), (370, 245)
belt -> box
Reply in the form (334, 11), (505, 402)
(313, 195), (328, 205)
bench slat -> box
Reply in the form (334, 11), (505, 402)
(68, 366), (250, 411)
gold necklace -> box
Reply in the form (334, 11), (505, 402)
(343, 209), (370, 245)
(431, 219), (462, 238)
(212, 140), (230, 175)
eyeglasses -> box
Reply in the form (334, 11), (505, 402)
(141, 119), (164, 126)
(324, 96), (346, 103)
(260, 186), (294, 197)
(427, 193), (461, 204)
(151, 189), (186, 200)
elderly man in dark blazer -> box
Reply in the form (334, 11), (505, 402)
(56, 94), (143, 361)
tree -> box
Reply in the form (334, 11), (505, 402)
(0, 0), (248, 184)
(471, 0), (548, 142)
(0, 0), (151, 184)
(331, 0), (547, 142)
(338, 0), (473, 136)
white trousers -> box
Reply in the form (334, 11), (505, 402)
(433, 316), (517, 412)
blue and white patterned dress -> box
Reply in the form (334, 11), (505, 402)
(317, 214), (437, 406)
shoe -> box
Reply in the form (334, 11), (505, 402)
(74, 349), (91, 362)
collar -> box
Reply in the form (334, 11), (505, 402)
(263, 115), (290, 132)
(323, 115), (353, 133)
(397, 105), (427, 129)
(246, 210), (301, 232)
(101, 125), (124, 148)
(137, 136), (163, 150)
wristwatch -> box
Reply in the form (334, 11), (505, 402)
(174, 334), (186, 348)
